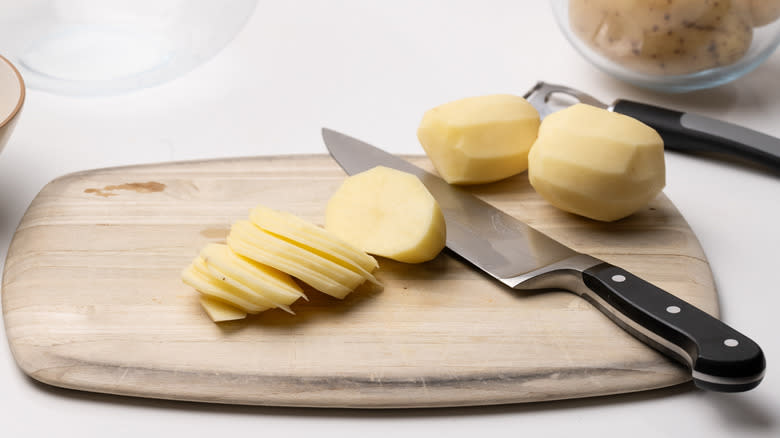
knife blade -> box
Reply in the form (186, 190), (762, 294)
(523, 81), (780, 173)
(322, 127), (766, 393)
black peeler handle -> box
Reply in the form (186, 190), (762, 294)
(612, 100), (780, 174)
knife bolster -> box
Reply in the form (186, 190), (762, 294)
(504, 253), (602, 291)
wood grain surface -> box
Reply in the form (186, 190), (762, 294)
(1, 155), (718, 408)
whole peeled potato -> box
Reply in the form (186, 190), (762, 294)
(417, 94), (540, 185)
(569, 0), (754, 75)
(528, 104), (666, 222)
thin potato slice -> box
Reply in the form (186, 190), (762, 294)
(183, 205), (381, 321)
(249, 208), (380, 286)
(181, 263), (270, 313)
(229, 220), (366, 291)
(205, 263), (295, 314)
(265, 229), (382, 287)
(200, 243), (307, 305)
(199, 296), (247, 322)
(250, 206), (379, 272)
(227, 230), (354, 299)
(192, 256), (280, 310)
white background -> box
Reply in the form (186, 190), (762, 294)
(1, 2), (779, 437)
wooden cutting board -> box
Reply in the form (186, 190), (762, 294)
(2, 155), (718, 408)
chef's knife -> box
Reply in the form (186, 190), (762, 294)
(322, 127), (766, 393)
(523, 81), (780, 173)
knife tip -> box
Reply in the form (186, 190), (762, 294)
(321, 127), (343, 145)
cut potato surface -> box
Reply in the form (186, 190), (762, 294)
(228, 221), (366, 298)
(206, 264), (293, 313)
(326, 166), (446, 263)
(194, 254), (282, 311)
(181, 206), (380, 322)
(528, 104), (665, 222)
(182, 261), (270, 313)
(200, 243), (306, 305)
(230, 220), (367, 290)
(199, 296), (247, 322)
(265, 230), (382, 287)
(250, 206), (378, 271)
(249, 206), (380, 284)
(225, 235), (353, 299)
(417, 94), (540, 184)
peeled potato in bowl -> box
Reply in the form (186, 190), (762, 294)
(568, 0), (754, 75)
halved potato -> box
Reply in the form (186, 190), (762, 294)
(326, 166), (446, 263)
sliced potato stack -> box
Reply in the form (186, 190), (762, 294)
(181, 206), (380, 322)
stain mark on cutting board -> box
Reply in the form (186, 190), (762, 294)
(200, 227), (229, 240)
(84, 182), (166, 197)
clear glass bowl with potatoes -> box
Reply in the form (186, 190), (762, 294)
(552, 0), (780, 92)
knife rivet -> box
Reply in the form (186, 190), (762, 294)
(611, 274), (626, 283)
(724, 339), (739, 347)
(666, 305), (681, 314)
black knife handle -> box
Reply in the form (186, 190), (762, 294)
(581, 262), (765, 392)
(612, 99), (780, 173)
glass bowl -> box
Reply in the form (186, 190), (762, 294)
(551, 0), (780, 93)
(0, 0), (257, 96)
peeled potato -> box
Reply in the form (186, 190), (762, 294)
(569, 0), (754, 75)
(528, 104), (665, 222)
(326, 166), (446, 263)
(417, 94), (540, 184)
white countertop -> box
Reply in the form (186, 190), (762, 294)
(1, 2), (778, 437)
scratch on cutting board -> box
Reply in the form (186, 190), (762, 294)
(420, 375), (429, 395)
(116, 366), (130, 386)
(84, 182), (166, 197)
